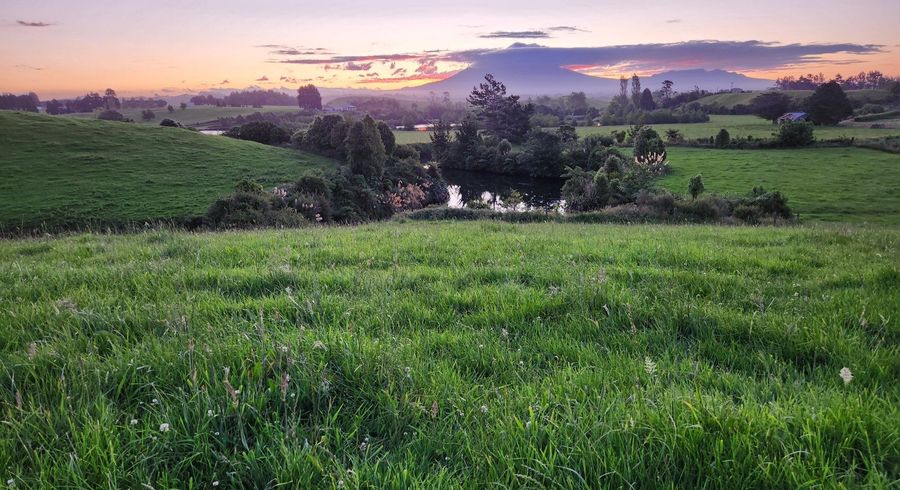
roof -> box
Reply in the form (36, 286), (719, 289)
(779, 112), (808, 121)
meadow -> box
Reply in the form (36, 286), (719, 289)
(63, 105), (300, 128)
(659, 147), (900, 224)
(0, 222), (897, 487)
(0, 112), (335, 230)
(695, 89), (895, 110)
(393, 115), (900, 145)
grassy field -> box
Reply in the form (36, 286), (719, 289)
(393, 115), (900, 145)
(695, 89), (895, 109)
(661, 147), (900, 225)
(63, 106), (300, 127)
(0, 112), (335, 229)
(0, 222), (897, 487)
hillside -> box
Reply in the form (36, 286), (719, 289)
(63, 105), (300, 128)
(1, 222), (897, 487)
(0, 111), (335, 229)
(696, 89), (895, 109)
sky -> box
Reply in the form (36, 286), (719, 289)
(2, 0), (899, 98)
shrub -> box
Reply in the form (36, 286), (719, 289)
(774, 121), (815, 147)
(227, 121), (290, 145)
(714, 129), (731, 148)
(98, 110), (124, 121)
(632, 126), (667, 161)
(159, 118), (180, 127)
(689, 174), (705, 199)
(141, 110), (155, 121)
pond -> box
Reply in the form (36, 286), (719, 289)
(442, 169), (565, 212)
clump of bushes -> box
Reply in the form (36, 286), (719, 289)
(160, 118), (181, 128)
(774, 121), (815, 147)
(224, 121), (290, 145)
(98, 110), (125, 121)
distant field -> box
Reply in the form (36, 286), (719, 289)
(393, 115), (900, 145)
(695, 89), (895, 109)
(63, 105), (300, 127)
(661, 147), (900, 224)
(0, 111), (335, 229)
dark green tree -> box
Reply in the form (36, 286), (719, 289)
(632, 126), (667, 161)
(345, 115), (386, 180)
(376, 121), (396, 155)
(749, 92), (793, 123)
(639, 88), (656, 110)
(430, 119), (453, 162)
(297, 84), (323, 111)
(805, 81), (852, 125)
(466, 74), (532, 143)
(714, 129), (730, 148)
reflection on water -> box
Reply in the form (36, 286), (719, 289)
(442, 169), (565, 212)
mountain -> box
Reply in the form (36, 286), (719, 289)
(405, 45), (773, 97)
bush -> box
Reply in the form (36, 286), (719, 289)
(141, 110), (155, 121)
(159, 118), (180, 127)
(714, 129), (731, 148)
(774, 121), (814, 147)
(98, 110), (125, 121)
(226, 121), (290, 145)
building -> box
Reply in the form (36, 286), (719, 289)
(778, 112), (809, 124)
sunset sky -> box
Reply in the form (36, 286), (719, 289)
(2, 0), (899, 98)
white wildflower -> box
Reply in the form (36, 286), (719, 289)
(644, 357), (657, 376)
(151, 398), (159, 405)
(313, 340), (327, 351)
(7, 478), (14, 487)
(207, 409), (214, 417)
(159, 423), (170, 432)
(839, 367), (853, 385)
(500, 328), (509, 339)
(130, 419), (138, 425)
(480, 405), (488, 414)
(212, 481), (219, 487)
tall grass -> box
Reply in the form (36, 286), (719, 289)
(1, 222), (897, 487)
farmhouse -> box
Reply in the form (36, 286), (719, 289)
(778, 112), (809, 123)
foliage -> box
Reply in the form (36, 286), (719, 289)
(346, 115), (387, 180)
(805, 81), (854, 125)
(141, 110), (156, 121)
(749, 92), (794, 123)
(688, 174), (705, 199)
(97, 110), (125, 121)
(297, 84), (323, 111)
(714, 128), (731, 148)
(224, 121), (290, 145)
(467, 74), (533, 143)
(159, 118), (181, 128)
(774, 121), (815, 147)
(632, 125), (667, 161)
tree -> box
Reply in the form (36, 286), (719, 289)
(167, 105), (175, 113)
(430, 119), (452, 162)
(98, 110), (124, 121)
(565, 92), (588, 115)
(630, 74), (642, 107)
(618, 76), (628, 99)
(750, 92), (793, 123)
(689, 175), (705, 200)
(773, 121), (814, 147)
(345, 115), (386, 180)
(103, 88), (120, 110)
(639, 88), (656, 110)
(376, 121), (396, 155)
(660, 80), (675, 100)
(141, 110), (155, 121)
(297, 84), (322, 111)
(805, 81), (852, 125)
(632, 126), (666, 161)
(180, 102), (187, 110)
(45, 99), (64, 115)
(467, 74), (533, 143)
(714, 129), (730, 148)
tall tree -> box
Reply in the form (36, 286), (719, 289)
(639, 88), (656, 110)
(618, 76), (628, 99)
(749, 92), (793, 123)
(297, 84), (323, 111)
(805, 81), (853, 125)
(103, 88), (120, 110)
(660, 80), (674, 100)
(466, 74), (532, 143)
(345, 115), (386, 180)
(630, 74), (642, 107)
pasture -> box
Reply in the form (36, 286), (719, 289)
(1, 222), (897, 487)
(0, 112), (335, 229)
(393, 115), (900, 145)
(63, 105), (300, 127)
(661, 147), (900, 224)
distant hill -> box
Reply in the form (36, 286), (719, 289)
(0, 111), (335, 229)
(405, 45), (773, 97)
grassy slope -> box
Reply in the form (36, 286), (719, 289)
(0, 111), (335, 228)
(696, 89), (894, 109)
(0, 222), (897, 487)
(661, 147), (900, 224)
(394, 115), (900, 144)
(63, 106), (300, 127)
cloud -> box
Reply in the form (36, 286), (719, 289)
(256, 75), (269, 81)
(547, 26), (589, 32)
(220, 79), (230, 84)
(345, 62), (373, 71)
(15, 64), (42, 71)
(356, 71), (463, 85)
(416, 59), (439, 75)
(479, 30), (550, 39)
(17, 20), (54, 27)
(665, 19), (682, 24)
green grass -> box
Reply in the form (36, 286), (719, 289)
(0, 222), (897, 487)
(660, 147), (900, 225)
(0, 111), (335, 229)
(63, 106), (300, 127)
(695, 89), (895, 109)
(393, 115), (900, 145)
